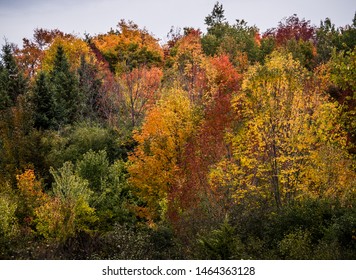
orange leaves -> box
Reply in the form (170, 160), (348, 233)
(118, 20), (160, 52)
(15, 38), (44, 78)
(92, 20), (163, 74)
(175, 29), (203, 59)
(120, 66), (163, 127)
(169, 29), (207, 102)
(16, 169), (45, 203)
(93, 33), (121, 55)
(128, 89), (195, 221)
(16, 169), (47, 227)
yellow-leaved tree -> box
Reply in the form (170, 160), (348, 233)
(209, 51), (355, 210)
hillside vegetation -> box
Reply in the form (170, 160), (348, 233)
(0, 3), (355, 259)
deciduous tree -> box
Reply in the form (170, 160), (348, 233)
(210, 51), (354, 211)
(128, 88), (195, 222)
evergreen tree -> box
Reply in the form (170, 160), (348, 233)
(32, 71), (55, 129)
(205, 1), (226, 28)
(0, 61), (9, 109)
(50, 45), (79, 127)
(202, 2), (261, 64)
(77, 55), (101, 120)
(0, 43), (27, 109)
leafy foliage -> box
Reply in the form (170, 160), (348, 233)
(128, 88), (195, 221)
(0, 3), (355, 260)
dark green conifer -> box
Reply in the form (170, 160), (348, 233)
(50, 45), (79, 127)
(32, 71), (55, 129)
(0, 43), (27, 109)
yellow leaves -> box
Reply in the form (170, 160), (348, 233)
(299, 145), (356, 204)
(0, 193), (18, 237)
(213, 51), (355, 209)
(118, 20), (162, 55)
(42, 36), (95, 72)
(34, 195), (96, 241)
(34, 197), (64, 240)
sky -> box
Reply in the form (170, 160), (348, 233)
(0, 0), (355, 47)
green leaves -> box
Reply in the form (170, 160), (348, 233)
(0, 43), (28, 109)
(50, 45), (80, 127)
(205, 2), (226, 28)
(50, 161), (91, 203)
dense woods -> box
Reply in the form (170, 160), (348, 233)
(0, 3), (355, 259)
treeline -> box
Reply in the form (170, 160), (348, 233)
(0, 2), (355, 259)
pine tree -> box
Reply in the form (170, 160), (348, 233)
(205, 2), (226, 28)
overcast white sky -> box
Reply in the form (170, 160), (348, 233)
(0, 0), (355, 46)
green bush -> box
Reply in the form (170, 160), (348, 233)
(278, 229), (313, 259)
(196, 218), (245, 259)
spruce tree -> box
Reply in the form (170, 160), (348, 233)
(50, 45), (79, 127)
(0, 43), (27, 110)
(32, 71), (55, 129)
(77, 55), (101, 120)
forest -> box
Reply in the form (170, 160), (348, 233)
(0, 2), (355, 259)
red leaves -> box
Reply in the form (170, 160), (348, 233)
(264, 15), (316, 45)
(167, 55), (240, 231)
(210, 54), (240, 95)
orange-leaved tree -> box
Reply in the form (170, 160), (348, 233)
(128, 88), (195, 222)
(119, 66), (163, 128)
(92, 20), (163, 74)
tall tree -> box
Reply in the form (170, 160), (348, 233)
(77, 54), (102, 121)
(128, 88), (195, 222)
(168, 29), (207, 103)
(167, 55), (240, 239)
(210, 51), (355, 210)
(49, 45), (80, 127)
(120, 66), (162, 128)
(205, 2), (226, 28)
(0, 43), (27, 109)
(32, 71), (55, 129)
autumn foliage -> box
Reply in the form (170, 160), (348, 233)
(0, 2), (355, 260)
